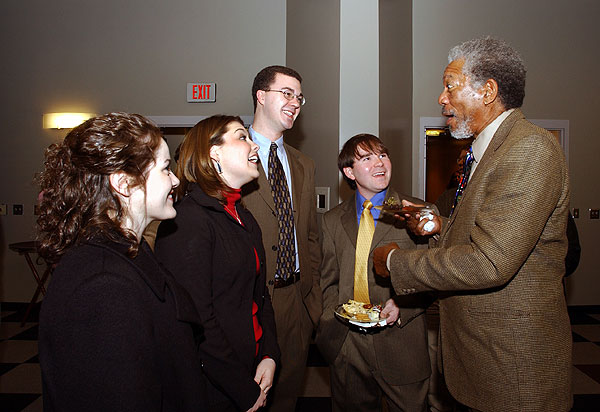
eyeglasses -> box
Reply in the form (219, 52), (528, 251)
(263, 89), (306, 106)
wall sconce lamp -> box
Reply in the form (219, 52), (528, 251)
(43, 113), (96, 129)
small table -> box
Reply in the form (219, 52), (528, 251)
(8, 241), (52, 326)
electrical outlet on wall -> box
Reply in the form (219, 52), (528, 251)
(13, 204), (23, 215)
(315, 187), (330, 213)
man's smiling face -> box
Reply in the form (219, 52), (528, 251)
(261, 73), (302, 133)
(343, 146), (392, 200)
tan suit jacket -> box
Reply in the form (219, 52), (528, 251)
(241, 142), (322, 326)
(389, 109), (572, 411)
(316, 189), (431, 385)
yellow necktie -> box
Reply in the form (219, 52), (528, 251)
(354, 199), (374, 303)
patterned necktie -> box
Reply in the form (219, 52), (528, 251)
(450, 146), (474, 217)
(353, 200), (374, 303)
(268, 143), (296, 280)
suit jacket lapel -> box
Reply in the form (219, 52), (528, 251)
(254, 160), (276, 212)
(370, 190), (396, 252)
(443, 109), (524, 233)
(341, 196), (359, 250)
(285, 143), (304, 227)
(485, 108), (523, 157)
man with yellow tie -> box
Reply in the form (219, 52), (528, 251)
(315, 134), (432, 412)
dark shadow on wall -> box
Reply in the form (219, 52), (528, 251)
(0, 219), (5, 298)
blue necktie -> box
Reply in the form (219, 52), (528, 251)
(450, 146), (474, 217)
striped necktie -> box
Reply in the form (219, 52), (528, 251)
(268, 143), (296, 280)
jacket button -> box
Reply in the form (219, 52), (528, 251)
(272, 245), (278, 251)
(268, 280), (274, 285)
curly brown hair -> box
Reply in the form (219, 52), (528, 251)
(174, 115), (244, 203)
(37, 112), (163, 264)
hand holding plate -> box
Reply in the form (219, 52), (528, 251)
(380, 298), (400, 325)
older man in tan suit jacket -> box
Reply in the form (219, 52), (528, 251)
(374, 37), (572, 412)
(242, 65), (322, 412)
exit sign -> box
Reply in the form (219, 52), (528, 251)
(187, 83), (216, 102)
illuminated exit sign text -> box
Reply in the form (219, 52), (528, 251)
(187, 83), (216, 102)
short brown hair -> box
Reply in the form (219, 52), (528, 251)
(252, 65), (302, 111)
(175, 115), (244, 202)
(338, 134), (389, 190)
(37, 112), (163, 264)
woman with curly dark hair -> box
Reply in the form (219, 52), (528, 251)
(37, 112), (207, 411)
(155, 115), (280, 412)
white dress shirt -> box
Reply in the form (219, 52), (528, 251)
(470, 109), (514, 177)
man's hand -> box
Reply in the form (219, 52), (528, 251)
(380, 298), (400, 325)
(373, 242), (400, 278)
(401, 200), (441, 236)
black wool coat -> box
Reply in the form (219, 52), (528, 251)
(39, 238), (207, 412)
(155, 184), (280, 411)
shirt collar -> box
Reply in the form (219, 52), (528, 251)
(249, 125), (283, 148)
(471, 108), (514, 167)
(355, 189), (387, 217)
(249, 126), (284, 170)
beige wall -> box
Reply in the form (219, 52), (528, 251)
(412, 0), (600, 304)
(1, 0), (597, 305)
(380, 0), (412, 196)
(0, 0), (286, 301)
(285, 0), (341, 204)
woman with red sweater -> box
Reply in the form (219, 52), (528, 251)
(155, 115), (280, 412)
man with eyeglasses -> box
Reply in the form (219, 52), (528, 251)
(242, 65), (322, 412)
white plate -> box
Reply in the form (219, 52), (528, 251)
(334, 304), (387, 328)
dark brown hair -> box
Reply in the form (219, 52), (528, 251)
(251, 65), (302, 111)
(37, 112), (163, 264)
(174, 115), (244, 202)
(338, 134), (389, 190)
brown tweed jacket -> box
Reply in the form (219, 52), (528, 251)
(389, 109), (572, 411)
(315, 189), (431, 385)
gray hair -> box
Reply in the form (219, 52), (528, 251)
(448, 36), (526, 109)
